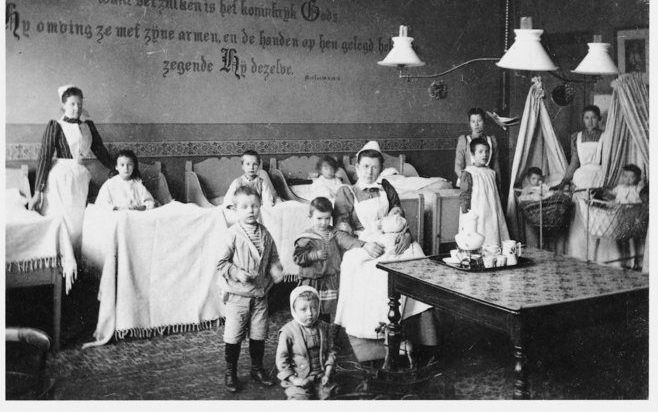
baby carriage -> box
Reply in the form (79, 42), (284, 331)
(515, 187), (573, 249)
(577, 188), (648, 266)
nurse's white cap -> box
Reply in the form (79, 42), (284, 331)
(58, 84), (77, 101)
(356, 140), (383, 158)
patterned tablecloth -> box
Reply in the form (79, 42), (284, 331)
(379, 248), (648, 310)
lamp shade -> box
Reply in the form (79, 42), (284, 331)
(496, 29), (557, 71)
(378, 26), (425, 67)
(572, 42), (618, 75)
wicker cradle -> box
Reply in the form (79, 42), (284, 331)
(578, 198), (649, 241)
(516, 191), (573, 229)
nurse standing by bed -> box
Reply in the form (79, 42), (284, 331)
(28, 85), (114, 253)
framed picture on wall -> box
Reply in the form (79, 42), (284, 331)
(616, 27), (649, 73)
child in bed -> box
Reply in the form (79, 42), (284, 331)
(518, 167), (554, 202)
(223, 150), (277, 208)
(95, 149), (155, 211)
(459, 137), (510, 247)
(276, 286), (337, 400)
(609, 164), (644, 204)
(217, 186), (284, 393)
(309, 156), (345, 202)
(293, 197), (367, 322)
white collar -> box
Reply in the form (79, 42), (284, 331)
(356, 180), (381, 190)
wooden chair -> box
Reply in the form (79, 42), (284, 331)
(185, 157), (276, 207)
(429, 190), (461, 255)
(5, 165), (62, 352)
(5, 327), (55, 399)
(343, 152), (420, 183)
(400, 194), (425, 249)
(269, 155), (350, 202)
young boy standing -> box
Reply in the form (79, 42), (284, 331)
(459, 137), (510, 247)
(217, 186), (284, 393)
(223, 150), (277, 208)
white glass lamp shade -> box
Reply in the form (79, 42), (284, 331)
(496, 29), (557, 71)
(378, 33), (425, 67)
(572, 42), (618, 75)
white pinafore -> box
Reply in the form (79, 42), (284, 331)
(459, 166), (510, 247)
(571, 131), (603, 189)
(41, 118), (94, 252)
(334, 184), (429, 339)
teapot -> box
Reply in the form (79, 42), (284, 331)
(455, 212), (485, 251)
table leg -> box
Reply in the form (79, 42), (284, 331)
(382, 290), (402, 371)
(52, 269), (62, 353)
(511, 324), (528, 399)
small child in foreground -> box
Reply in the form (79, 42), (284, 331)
(222, 149), (277, 208)
(293, 197), (367, 322)
(276, 286), (337, 400)
(95, 149), (155, 211)
(518, 167), (554, 202)
(217, 186), (284, 393)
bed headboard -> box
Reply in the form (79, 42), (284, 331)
(187, 157), (243, 200)
(6, 164), (31, 198)
(270, 155), (350, 183)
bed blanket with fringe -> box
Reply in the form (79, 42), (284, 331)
(5, 208), (76, 293)
(82, 201), (226, 348)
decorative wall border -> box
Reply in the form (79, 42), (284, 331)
(6, 138), (459, 161)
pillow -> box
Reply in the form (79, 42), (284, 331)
(6, 188), (27, 213)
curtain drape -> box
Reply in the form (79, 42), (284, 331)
(506, 77), (568, 238)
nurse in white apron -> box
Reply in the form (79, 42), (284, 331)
(333, 141), (438, 362)
(28, 85), (114, 254)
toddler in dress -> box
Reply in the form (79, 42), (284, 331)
(95, 149), (155, 211)
(610, 164), (644, 204)
(518, 167), (553, 202)
(309, 155), (345, 203)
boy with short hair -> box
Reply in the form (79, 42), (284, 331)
(217, 186), (284, 393)
(459, 137), (510, 247)
(293, 197), (369, 322)
(223, 149), (277, 208)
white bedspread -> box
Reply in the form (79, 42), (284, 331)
(82, 202), (227, 348)
(6, 208), (77, 293)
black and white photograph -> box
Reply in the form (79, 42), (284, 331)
(2, 0), (654, 408)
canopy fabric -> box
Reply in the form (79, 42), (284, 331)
(598, 72), (649, 186)
(505, 77), (568, 238)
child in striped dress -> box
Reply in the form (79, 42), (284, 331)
(293, 197), (368, 322)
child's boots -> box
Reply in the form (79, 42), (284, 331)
(249, 339), (274, 386)
(224, 343), (241, 392)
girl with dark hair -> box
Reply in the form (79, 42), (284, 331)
(309, 155), (346, 202)
(454, 107), (500, 187)
(95, 150), (155, 211)
(28, 85), (114, 251)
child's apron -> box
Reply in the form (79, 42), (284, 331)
(572, 131), (603, 189)
(41, 118), (93, 253)
(335, 184), (429, 339)
(459, 166), (510, 247)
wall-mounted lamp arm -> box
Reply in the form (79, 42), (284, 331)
(398, 57), (501, 79)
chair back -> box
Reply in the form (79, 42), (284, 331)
(191, 157), (243, 201)
(400, 194), (424, 248)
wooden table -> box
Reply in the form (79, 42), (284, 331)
(376, 248), (648, 399)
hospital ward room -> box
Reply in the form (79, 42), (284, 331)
(3, 0), (653, 404)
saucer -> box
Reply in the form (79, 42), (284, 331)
(443, 257), (461, 265)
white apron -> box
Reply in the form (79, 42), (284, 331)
(41, 119), (94, 252)
(334, 185), (430, 339)
(456, 135), (493, 187)
(572, 131), (603, 189)
(459, 166), (510, 247)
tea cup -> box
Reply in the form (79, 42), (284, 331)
(482, 244), (501, 256)
(502, 240), (518, 255)
(483, 255), (496, 268)
(450, 249), (460, 260)
(495, 255), (507, 267)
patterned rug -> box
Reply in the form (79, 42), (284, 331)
(6, 275), (649, 400)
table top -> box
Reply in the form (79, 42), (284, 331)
(377, 248), (648, 311)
